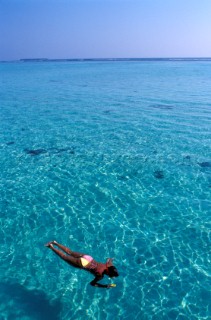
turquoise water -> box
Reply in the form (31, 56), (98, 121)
(0, 60), (210, 320)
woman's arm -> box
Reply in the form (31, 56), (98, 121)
(90, 276), (115, 288)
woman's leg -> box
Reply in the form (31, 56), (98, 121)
(52, 241), (85, 258)
(49, 244), (82, 268)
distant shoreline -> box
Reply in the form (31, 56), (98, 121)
(1, 57), (211, 63)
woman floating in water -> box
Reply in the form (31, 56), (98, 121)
(45, 241), (119, 288)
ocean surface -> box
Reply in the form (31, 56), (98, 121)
(0, 60), (210, 320)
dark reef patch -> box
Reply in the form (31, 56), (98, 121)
(103, 110), (113, 114)
(154, 170), (164, 179)
(0, 281), (61, 320)
(24, 146), (75, 157)
(24, 149), (47, 156)
(6, 141), (15, 145)
(117, 175), (129, 181)
(198, 161), (211, 168)
(149, 104), (173, 110)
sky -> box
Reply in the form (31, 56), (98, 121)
(0, 0), (211, 60)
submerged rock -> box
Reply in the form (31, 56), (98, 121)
(117, 175), (129, 181)
(149, 104), (173, 110)
(154, 170), (164, 179)
(6, 141), (15, 145)
(24, 146), (75, 156)
(198, 161), (211, 168)
(24, 149), (47, 156)
(103, 110), (112, 114)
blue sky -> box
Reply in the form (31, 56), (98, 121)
(0, 0), (211, 60)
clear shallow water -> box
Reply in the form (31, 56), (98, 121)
(0, 60), (210, 320)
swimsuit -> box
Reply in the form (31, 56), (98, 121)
(80, 255), (107, 278)
(80, 255), (94, 267)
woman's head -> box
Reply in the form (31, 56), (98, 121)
(107, 265), (119, 278)
(106, 258), (119, 278)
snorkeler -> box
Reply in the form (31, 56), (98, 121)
(45, 241), (119, 288)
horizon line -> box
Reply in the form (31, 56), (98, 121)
(1, 57), (211, 63)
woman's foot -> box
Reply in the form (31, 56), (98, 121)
(44, 241), (54, 248)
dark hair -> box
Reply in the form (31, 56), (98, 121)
(108, 266), (119, 278)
